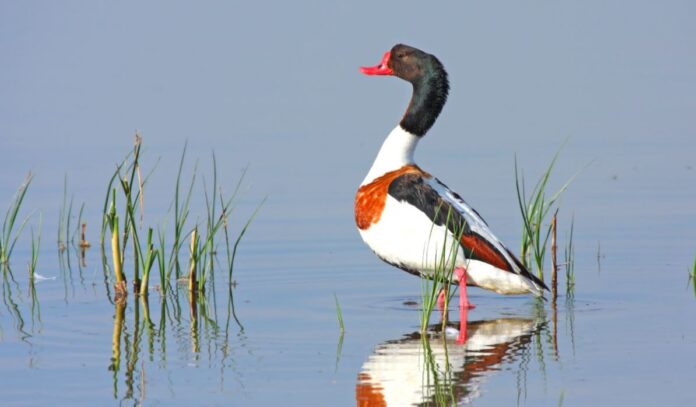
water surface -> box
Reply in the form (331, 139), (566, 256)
(2, 1), (696, 405)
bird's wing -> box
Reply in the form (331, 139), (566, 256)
(387, 173), (510, 269)
(425, 177), (547, 291)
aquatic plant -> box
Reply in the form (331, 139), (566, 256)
(100, 151), (129, 250)
(420, 207), (463, 332)
(105, 189), (126, 291)
(101, 135), (160, 296)
(334, 295), (345, 371)
(188, 173), (259, 294)
(57, 174), (72, 252)
(139, 228), (158, 297)
(564, 216), (576, 296)
(167, 143), (196, 280)
(188, 227), (199, 292)
(333, 293), (345, 373)
(100, 135), (261, 300)
(688, 253), (696, 298)
(333, 292), (345, 333)
(1, 173), (33, 266)
(421, 334), (456, 405)
(29, 213), (42, 278)
(550, 211), (559, 298)
(156, 226), (167, 294)
(224, 194), (264, 283)
(57, 175), (87, 253)
(514, 149), (576, 282)
(74, 204), (85, 245)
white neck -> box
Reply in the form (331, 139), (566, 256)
(361, 126), (420, 185)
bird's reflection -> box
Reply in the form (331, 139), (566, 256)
(356, 316), (541, 406)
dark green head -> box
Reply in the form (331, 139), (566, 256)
(361, 44), (449, 137)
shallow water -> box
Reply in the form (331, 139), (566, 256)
(3, 1), (696, 406)
(1, 180), (695, 406)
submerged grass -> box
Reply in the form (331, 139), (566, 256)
(1, 173), (34, 266)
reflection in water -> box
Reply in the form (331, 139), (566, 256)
(356, 317), (541, 406)
(107, 284), (245, 403)
(109, 300), (126, 396)
(2, 268), (30, 341)
(1, 266), (42, 342)
(565, 291), (577, 357)
(58, 241), (91, 303)
(28, 274), (42, 334)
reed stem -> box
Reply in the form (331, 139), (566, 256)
(188, 227), (199, 292)
(551, 210), (558, 300)
(80, 222), (91, 248)
(139, 228), (156, 297)
(111, 214), (124, 286)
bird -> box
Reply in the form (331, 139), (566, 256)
(354, 44), (548, 310)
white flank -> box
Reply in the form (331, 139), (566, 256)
(359, 195), (536, 295)
(361, 126), (420, 186)
(359, 194), (454, 273)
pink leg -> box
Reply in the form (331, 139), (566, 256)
(456, 306), (469, 344)
(454, 267), (475, 310)
(437, 287), (447, 310)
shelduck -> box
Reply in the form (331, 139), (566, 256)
(355, 44), (547, 309)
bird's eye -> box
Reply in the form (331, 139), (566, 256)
(397, 53), (406, 59)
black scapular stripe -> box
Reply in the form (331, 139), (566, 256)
(387, 173), (502, 263)
(387, 173), (469, 233)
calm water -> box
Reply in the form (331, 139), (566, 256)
(1, 138), (694, 406)
(2, 2), (696, 406)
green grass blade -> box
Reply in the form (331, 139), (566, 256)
(1, 173), (34, 263)
(333, 293), (345, 333)
(101, 157), (129, 247)
(29, 212), (43, 277)
(228, 197), (265, 282)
